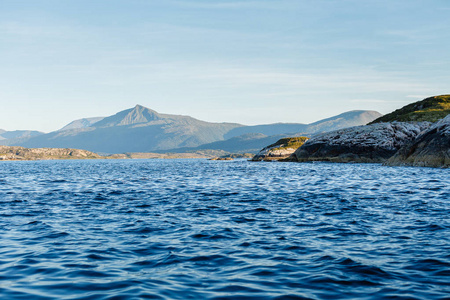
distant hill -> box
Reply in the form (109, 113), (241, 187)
(370, 95), (450, 124)
(5, 105), (382, 154)
(305, 110), (382, 135)
(166, 110), (381, 153)
(0, 130), (44, 145)
(59, 117), (104, 131)
(224, 110), (381, 139)
(17, 105), (243, 154)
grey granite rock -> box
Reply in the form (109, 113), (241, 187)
(386, 114), (450, 168)
(292, 122), (431, 163)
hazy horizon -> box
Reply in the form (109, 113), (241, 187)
(1, 0), (449, 132)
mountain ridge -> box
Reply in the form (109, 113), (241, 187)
(4, 105), (382, 154)
(224, 110), (382, 139)
(59, 117), (105, 131)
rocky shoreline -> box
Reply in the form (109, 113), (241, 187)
(386, 115), (450, 168)
(0, 146), (250, 161)
(290, 122), (431, 163)
(272, 115), (449, 168)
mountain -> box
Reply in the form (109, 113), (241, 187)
(7, 105), (382, 154)
(224, 110), (382, 139)
(165, 110), (381, 153)
(304, 110), (382, 135)
(92, 105), (161, 127)
(0, 130), (44, 145)
(370, 95), (450, 124)
(59, 117), (104, 131)
(16, 105), (243, 154)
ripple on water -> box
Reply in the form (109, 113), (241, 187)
(0, 159), (449, 299)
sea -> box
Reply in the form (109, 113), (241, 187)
(0, 159), (449, 300)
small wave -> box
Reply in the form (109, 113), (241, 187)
(0, 159), (448, 299)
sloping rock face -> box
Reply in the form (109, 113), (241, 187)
(292, 122), (431, 163)
(386, 115), (450, 168)
(252, 137), (309, 161)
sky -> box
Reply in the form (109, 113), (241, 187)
(0, 0), (449, 132)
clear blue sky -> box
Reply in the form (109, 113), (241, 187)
(1, 0), (449, 132)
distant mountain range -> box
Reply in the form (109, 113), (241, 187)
(167, 110), (382, 153)
(223, 110), (381, 139)
(0, 105), (382, 154)
(0, 130), (44, 145)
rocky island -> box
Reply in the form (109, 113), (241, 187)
(251, 137), (309, 161)
(0, 146), (102, 161)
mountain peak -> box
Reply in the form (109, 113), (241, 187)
(93, 105), (162, 127)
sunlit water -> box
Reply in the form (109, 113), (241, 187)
(0, 159), (449, 299)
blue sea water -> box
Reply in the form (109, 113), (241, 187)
(0, 159), (449, 300)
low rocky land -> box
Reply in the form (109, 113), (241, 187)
(0, 146), (251, 161)
(209, 157), (234, 161)
(0, 146), (102, 161)
(251, 137), (309, 161)
(108, 150), (226, 160)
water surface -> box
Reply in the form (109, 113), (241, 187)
(0, 159), (449, 299)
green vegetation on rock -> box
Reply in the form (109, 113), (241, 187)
(263, 137), (309, 152)
(251, 136), (309, 161)
(370, 95), (450, 124)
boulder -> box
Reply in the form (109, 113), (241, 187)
(292, 122), (431, 163)
(386, 114), (450, 168)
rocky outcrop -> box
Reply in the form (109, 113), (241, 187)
(386, 115), (450, 168)
(291, 122), (431, 163)
(0, 146), (102, 161)
(252, 137), (309, 161)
